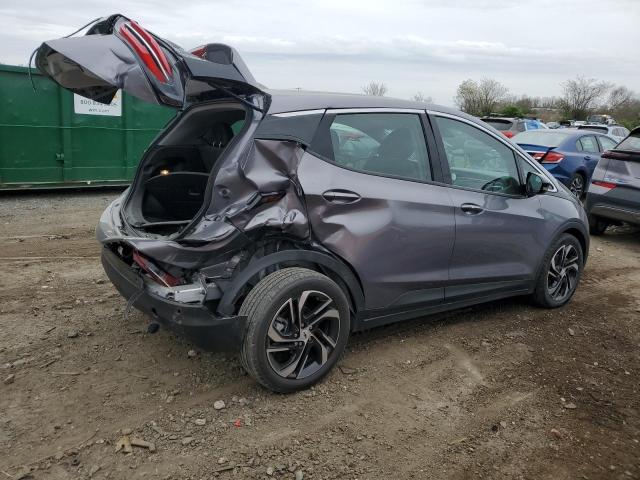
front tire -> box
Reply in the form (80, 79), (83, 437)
(239, 268), (350, 393)
(532, 234), (583, 308)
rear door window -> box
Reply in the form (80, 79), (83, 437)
(318, 113), (432, 182)
(435, 116), (522, 195)
(577, 136), (600, 153)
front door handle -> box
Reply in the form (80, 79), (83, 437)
(461, 203), (484, 215)
(322, 189), (361, 204)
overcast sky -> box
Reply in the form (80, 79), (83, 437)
(1, 0), (638, 106)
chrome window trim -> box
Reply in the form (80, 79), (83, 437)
(428, 110), (558, 192)
(271, 109), (326, 118)
(326, 108), (425, 114)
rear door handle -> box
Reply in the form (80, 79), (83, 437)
(322, 189), (361, 204)
(584, 155), (592, 161)
(460, 203), (484, 215)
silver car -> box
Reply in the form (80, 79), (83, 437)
(577, 124), (630, 143)
(35, 14), (590, 392)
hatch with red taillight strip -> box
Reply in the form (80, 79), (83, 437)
(35, 14), (268, 110)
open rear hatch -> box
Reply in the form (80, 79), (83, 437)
(36, 14), (270, 238)
(35, 14), (268, 109)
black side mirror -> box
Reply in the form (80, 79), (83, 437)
(525, 172), (548, 196)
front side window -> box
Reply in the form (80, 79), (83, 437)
(578, 136), (600, 153)
(435, 116), (522, 195)
(321, 113), (431, 181)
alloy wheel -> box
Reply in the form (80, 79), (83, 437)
(266, 290), (341, 379)
(569, 175), (584, 198)
(547, 244), (580, 301)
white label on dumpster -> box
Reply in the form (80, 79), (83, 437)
(73, 90), (122, 116)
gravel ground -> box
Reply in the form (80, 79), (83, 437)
(0, 190), (639, 480)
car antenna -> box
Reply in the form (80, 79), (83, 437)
(27, 16), (102, 92)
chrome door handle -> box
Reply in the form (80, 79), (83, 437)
(461, 203), (484, 215)
(322, 189), (361, 204)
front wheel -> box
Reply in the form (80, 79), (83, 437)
(532, 234), (584, 308)
(239, 268), (350, 392)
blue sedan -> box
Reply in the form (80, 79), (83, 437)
(513, 129), (619, 198)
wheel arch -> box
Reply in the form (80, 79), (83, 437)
(563, 226), (589, 264)
(216, 248), (365, 318)
(533, 219), (590, 283)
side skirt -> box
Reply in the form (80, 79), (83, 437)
(354, 286), (532, 331)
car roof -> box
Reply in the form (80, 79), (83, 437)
(267, 89), (459, 116)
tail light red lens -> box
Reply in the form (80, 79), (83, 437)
(541, 152), (565, 164)
(119, 21), (172, 83)
(502, 131), (515, 138)
(592, 180), (617, 190)
(190, 45), (207, 58)
(132, 251), (182, 287)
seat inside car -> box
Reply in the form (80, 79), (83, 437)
(201, 122), (235, 172)
(366, 127), (419, 179)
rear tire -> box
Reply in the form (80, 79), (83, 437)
(588, 215), (608, 235)
(239, 267), (350, 393)
(532, 233), (583, 308)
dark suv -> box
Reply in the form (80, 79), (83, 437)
(36, 15), (589, 392)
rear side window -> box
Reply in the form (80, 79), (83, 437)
(316, 113), (432, 181)
(435, 116), (521, 195)
(577, 136), (599, 153)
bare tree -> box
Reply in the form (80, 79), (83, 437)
(558, 76), (611, 120)
(607, 86), (634, 111)
(412, 92), (433, 103)
(362, 81), (387, 96)
(454, 78), (508, 116)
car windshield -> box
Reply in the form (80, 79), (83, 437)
(481, 119), (513, 131)
(514, 131), (570, 147)
(616, 132), (640, 152)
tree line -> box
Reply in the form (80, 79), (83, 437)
(361, 78), (640, 129)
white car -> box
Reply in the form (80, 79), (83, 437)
(577, 124), (630, 143)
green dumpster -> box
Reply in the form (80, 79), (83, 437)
(0, 64), (175, 190)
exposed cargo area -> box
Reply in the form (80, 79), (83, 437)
(121, 102), (248, 235)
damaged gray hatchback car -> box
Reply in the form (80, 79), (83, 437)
(36, 14), (589, 392)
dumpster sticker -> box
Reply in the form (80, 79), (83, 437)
(74, 90), (122, 116)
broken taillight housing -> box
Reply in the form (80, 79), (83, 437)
(119, 21), (172, 83)
(132, 251), (182, 287)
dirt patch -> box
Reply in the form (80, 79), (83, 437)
(1, 191), (639, 479)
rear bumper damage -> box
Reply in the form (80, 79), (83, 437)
(101, 247), (246, 351)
